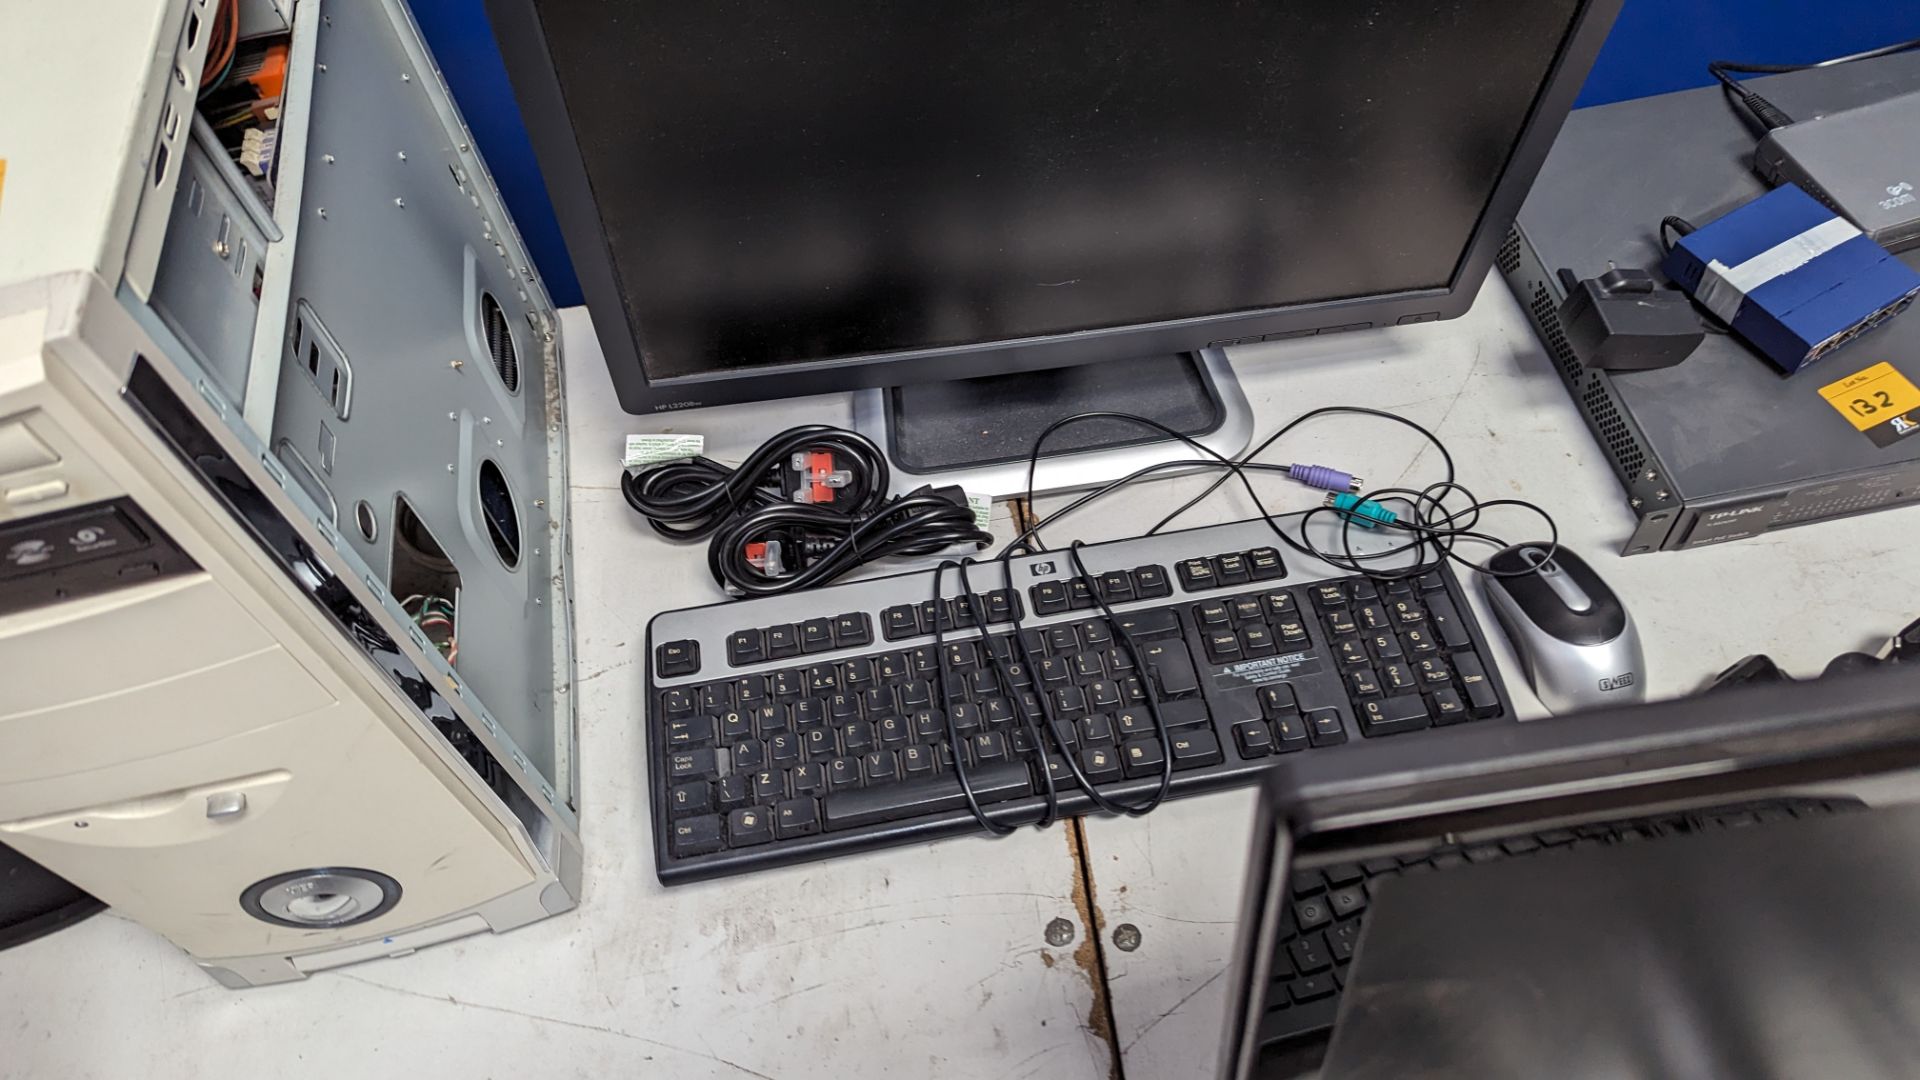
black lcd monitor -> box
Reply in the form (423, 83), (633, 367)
(1218, 664), (1920, 1080)
(489, 0), (1622, 468)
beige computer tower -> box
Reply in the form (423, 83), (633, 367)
(0, 0), (581, 985)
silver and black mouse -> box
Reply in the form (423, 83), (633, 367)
(1480, 543), (1645, 715)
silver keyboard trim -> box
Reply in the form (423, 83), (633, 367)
(647, 511), (1420, 686)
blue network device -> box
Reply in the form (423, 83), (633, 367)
(1663, 184), (1920, 374)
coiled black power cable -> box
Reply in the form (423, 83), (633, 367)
(620, 425), (889, 540)
(623, 426), (989, 594)
(714, 492), (990, 598)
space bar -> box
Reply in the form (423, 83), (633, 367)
(822, 763), (1034, 830)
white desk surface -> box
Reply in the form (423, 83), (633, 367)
(3, 274), (1909, 1079)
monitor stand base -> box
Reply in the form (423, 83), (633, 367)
(851, 347), (1253, 498)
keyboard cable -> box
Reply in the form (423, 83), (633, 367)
(930, 558), (1032, 836)
(933, 548), (1178, 834)
(1064, 540), (1176, 814)
(955, 558), (1062, 829)
(960, 547), (1172, 821)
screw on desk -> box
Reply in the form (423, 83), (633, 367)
(1044, 917), (1075, 947)
(1112, 923), (1142, 952)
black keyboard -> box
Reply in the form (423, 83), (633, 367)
(1258, 796), (1865, 1051)
(644, 512), (1517, 883)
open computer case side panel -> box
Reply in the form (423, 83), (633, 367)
(268, 0), (576, 799)
(126, 0), (577, 818)
(173, 0), (580, 974)
(0, 0), (578, 985)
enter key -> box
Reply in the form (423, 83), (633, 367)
(1140, 638), (1200, 697)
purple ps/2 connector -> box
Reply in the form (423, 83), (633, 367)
(1283, 463), (1363, 493)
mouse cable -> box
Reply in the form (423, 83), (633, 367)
(1143, 405), (1456, 536)
(1005, 409), (1560, 583)
(1142, 404), (1561, 580)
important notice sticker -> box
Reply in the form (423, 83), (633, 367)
(1819, 361), (1920, 447)
(1217, 651), (1323, 687)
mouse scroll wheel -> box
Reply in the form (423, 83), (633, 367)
(1525, 552), (1594, 613)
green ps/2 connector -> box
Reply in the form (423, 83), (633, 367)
(1324, 491), (1397, 528)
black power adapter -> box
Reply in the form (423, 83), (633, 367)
(1554, 267), (1705, 372)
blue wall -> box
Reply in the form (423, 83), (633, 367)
(414, 1), (1920, 308)
(1576, 1), (1920, 106)
(410, 0), (584, 306)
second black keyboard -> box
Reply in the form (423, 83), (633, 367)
(1256, 796), (1865, 1053)
(645, 512), (1517, 883)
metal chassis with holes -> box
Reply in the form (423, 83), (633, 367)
(0, 0), (579, 985)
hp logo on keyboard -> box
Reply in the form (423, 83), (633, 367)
(1031, 561), (1057, 576)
